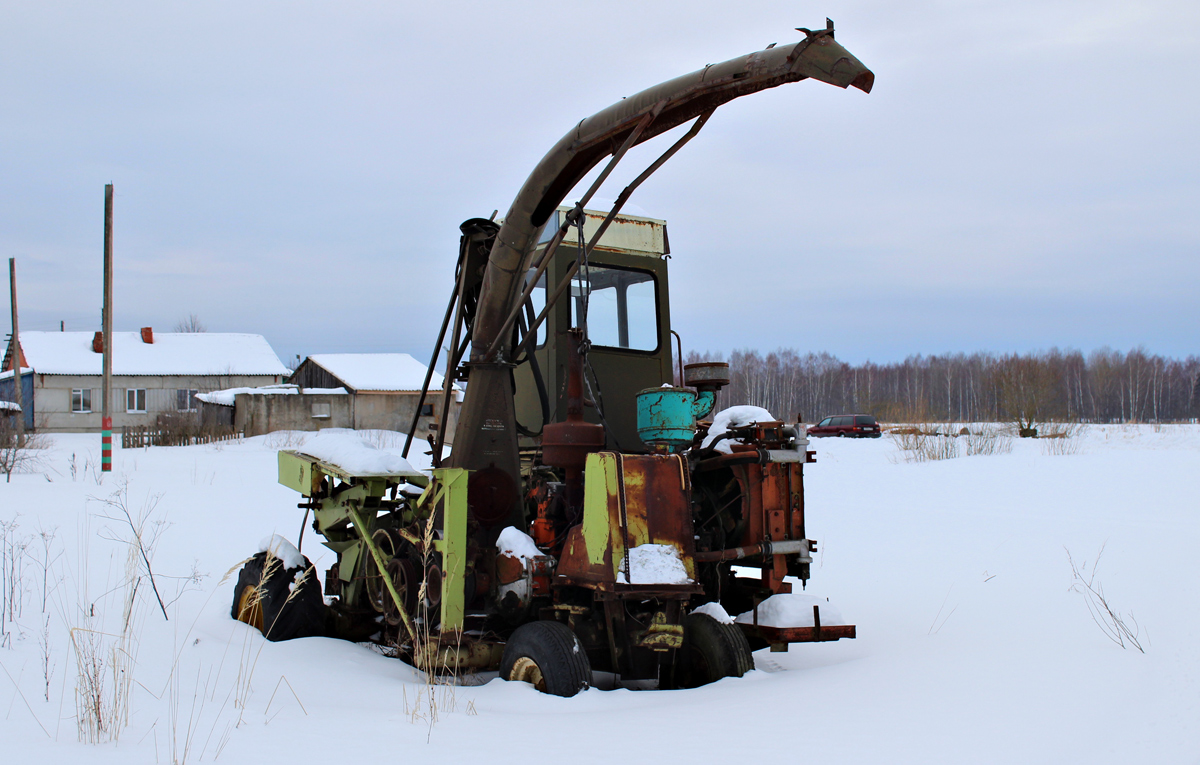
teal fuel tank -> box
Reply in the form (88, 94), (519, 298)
(636, 386), (716, 452)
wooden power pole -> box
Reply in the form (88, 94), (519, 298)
(7, 257), (22, 437)
(102, 184), (113, 472)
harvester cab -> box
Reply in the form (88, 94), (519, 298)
(234, 21), (872, 696)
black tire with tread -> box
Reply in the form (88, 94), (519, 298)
(231, 551), (325, 642)
(499, 621), (591, 697)
(670, 612), (754, 689)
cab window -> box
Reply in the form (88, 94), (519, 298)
(570, 265), (658, 351)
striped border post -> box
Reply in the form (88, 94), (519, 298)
(102, 416), (112, 471)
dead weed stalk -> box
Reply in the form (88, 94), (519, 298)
(1066, 544), (1145, 653)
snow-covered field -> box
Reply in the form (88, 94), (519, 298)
(1, 426), (1196, 763)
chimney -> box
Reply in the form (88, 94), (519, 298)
(93, 331), (104, 353)
(141, 327), (154, 344)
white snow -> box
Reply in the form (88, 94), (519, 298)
(195, 385), (346, 406)
(496, 526), (543, 559)
(304, 353), (457, 393)
(10, 331), (289, 376)
(691, 602), (734, 624)
(0, 400), (21, 412)
(0, 366), (32, 380)
(618, 543), (692, 585)
(296, 429), (422, 476)
(735, 592), (844, 628)
(259, 533), (306, 570)
(0, 424), (1198, 763)
(196, 384), (300, 406)
(701, 405), (778, 452)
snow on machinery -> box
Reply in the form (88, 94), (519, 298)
(233, 21), (873, 695)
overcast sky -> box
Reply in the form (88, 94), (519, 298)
(3, 0), (1197, 368)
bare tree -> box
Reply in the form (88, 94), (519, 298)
(685, 345), (1199, 425)
(173, 313), (207, 333)
(0, 413), (46, 482)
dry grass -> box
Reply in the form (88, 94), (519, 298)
(1040, 423), (1086, 455)
(69, 523), (143, 743)
(963, 425), (1014, 456)
(399, 508), (479, 736)
(1067, 545), (1145, 652)
(891, 429), (960, 462)
(360, 429), (408, 450)
(263, 430), (309, 449)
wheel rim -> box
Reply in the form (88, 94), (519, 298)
(384, 558), (416, 627)
(365, 530), (398, 613)
(235, 585), (264, 632)
(509, 657), (547, 692)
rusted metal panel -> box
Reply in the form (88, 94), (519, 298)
(541, 206), (667, 257)
(554, 522), (615, 585)
(556, 452), (697, 586)
(614, 453), (696, 580)
(743, 623), (857, 644)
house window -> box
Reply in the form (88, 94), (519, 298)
(311, 403), (331, 419)
(420, 403), (434, 417)
(71, 389), (91, 413)
(176, 389), (199, 411)
(126, 388), (147, 413)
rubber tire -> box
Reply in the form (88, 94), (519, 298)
(671, 612), (754, 689)
(231, 551), (325, 642)
(499, 621), (591, 698)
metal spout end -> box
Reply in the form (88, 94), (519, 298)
(850, 69), (874, 94)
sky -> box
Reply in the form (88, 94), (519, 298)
(2, 0), (1197, 368)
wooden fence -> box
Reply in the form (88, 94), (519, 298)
(121, 425), (242, 449)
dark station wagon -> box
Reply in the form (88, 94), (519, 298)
(808, 414), (882, 438)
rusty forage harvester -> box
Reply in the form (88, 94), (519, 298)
(233, 21), (872, 696)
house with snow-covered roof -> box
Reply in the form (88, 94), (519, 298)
(283, 353), (461, 440)
(1, 328), (289, 432)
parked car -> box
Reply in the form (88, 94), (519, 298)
(808, 414), (881, 438)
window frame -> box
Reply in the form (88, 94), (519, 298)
(176, 389), (199, 412)
(71, 388), (92, 413)
(568, 262), (661, 354)
(126, 388), (147, 414)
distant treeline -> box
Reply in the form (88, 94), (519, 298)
(686, 347), (1200, 424)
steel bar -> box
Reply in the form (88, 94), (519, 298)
(511, 110), (714, 360)
(403, 255), (461, 458)
(432, 246), (472, 463)
(692, 538), (811, 563)
(487, 107), (661, 357)
(347, 506), (416, 644)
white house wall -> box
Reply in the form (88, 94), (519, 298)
(33, 373), (284, 432)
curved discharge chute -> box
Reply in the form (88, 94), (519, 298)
(445, 22), (873, 513)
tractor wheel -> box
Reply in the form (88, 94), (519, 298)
(231, 551), (325, 642)
(670, 612), (754, 689)
(499, 621), (591, 698)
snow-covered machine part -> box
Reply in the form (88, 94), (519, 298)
(238, 21), (869, 696)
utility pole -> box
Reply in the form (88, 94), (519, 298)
(102, 184), (113, 472)
(7, 258), (22, 438)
